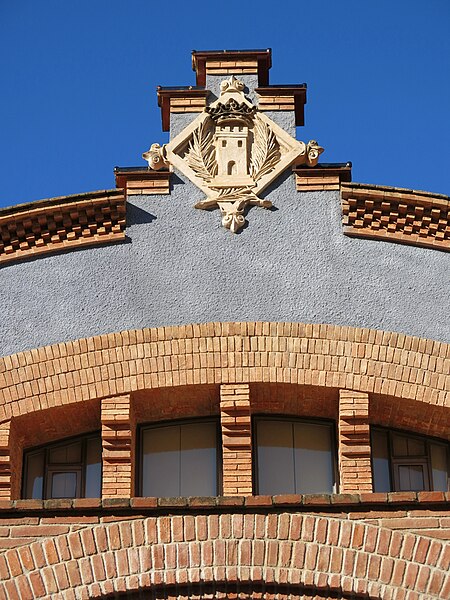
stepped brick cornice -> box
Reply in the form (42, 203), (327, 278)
(341, 183), (450, 251)
(114, 167), (171, 195)
(0, 189), (126, 265)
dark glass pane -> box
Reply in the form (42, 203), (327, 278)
(180, 423), (217, 496)
(51, 472), (78, 498)
(142, 425), (180, 496)
(372, 430), (391, 492)
(49, 441), (82, 464)
(293, 423), (334, 493)
(257, 421), (295, 495)
(392, 434), (408, 457)
(431, 443), (448, 492)
(398, 465), (425, 491)
(406, 437), (426, 456)
(25, 451), (45, 499)
(85, 437), (102, 498)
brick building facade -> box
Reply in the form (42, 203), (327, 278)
(0, 50), (448, 599)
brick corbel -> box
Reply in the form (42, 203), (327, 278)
(101, 394), (135, 498)
(338, 389), (372, 493)
(220, 383), (252, 496)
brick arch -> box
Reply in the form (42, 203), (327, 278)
(0, 322), (448, 426)
(1, 514), (448, 599)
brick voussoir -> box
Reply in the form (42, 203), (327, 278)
(0, 514), (447, 598)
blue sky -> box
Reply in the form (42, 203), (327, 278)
(1, 0), (449, 208)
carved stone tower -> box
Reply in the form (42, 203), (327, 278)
(215, 123), (249, 180)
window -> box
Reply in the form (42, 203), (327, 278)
(372, 428), (449, 492)
(140, 420), (219, 497)
(23, 433), (102, 499)
(254, 418), (337, 495)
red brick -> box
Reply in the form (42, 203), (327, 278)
(5, 549), (21, 577)
(244, 495), (272, 507)
(72, 498), (102, 509)
(41, 566), (58, 594)
(67, 532), (84, 559)
(130, 497), (158, 509)
(29, 571), (46, 597)
(388, 492), (417, 503)
(53, 563), (70, 590)
(417, 491), (446, 503)
(66, 559), (82, 587)
(15, 575), (32, 599)
(91, 554), (106, 581)
(403, 562), (419, 590)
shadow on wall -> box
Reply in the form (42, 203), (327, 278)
(0, 237), (130, 270)
(126, 204), (157, 226)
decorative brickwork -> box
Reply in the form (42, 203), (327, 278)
(169, 96), (207, 113)
(205, 59), (259, 75)
(0, 422), (11, 499)
(256, 86), (307, 126)
(0, 323), (447, 428)
(101, 394), (135, 498)
(192, 50), (271, 86)
(157, 88), (209, 131)
(0, 190), (126, 264)
(294, 163), (352, 191)
(341, 183), (450, 251)
(338, 390), (372, 493)
(257, 95), (295, 111)
(0, 512), (448, 599)
(0, 323), (447, 502)
(220, 383), (252, 496)
(114, 168), (170, 196)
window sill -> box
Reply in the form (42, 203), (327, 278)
(2, 491), (449, 514)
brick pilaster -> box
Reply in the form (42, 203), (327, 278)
(338, 389), (373, 493)
(220, 383), (252, 496)
(101, 394), (135, 498)
(0, 422), (11, 499)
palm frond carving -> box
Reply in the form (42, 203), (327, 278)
(185, 118), (217, 181)
(250, 115), (281, 181)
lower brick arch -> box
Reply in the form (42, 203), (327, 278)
(2, 514), (448, 599)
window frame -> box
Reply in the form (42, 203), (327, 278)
(252, 415), (339, 495)
(371, 426), (450, 492)
(137, 417), (222, 497)
(22, 431), (102, 500)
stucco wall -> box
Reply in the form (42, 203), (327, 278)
(1, 169), (449, 357)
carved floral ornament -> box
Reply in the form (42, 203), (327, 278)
(143, 76), (324, 232)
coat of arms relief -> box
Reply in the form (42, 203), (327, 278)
(143, 76), (323, 232)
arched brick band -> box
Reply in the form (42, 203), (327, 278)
(0, 514), (448, 599)
(0, 322), (448, 424)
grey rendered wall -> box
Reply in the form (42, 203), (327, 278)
(1, 170), (449, 358)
